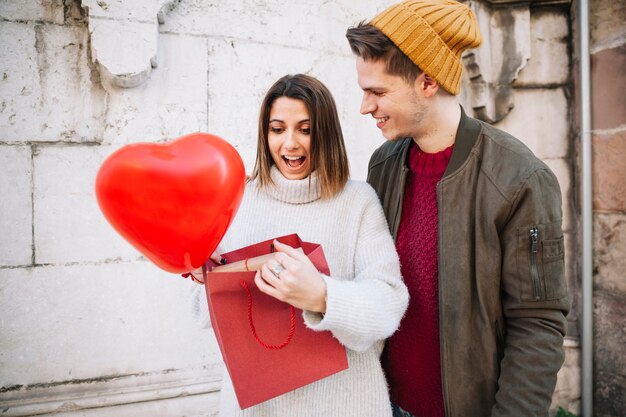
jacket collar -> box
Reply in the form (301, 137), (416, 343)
(397, 106), (482, 178)
(443, 106), (482, 178)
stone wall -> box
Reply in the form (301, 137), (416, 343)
(0, 0), (583, 416)
(585, 0), (626, 415)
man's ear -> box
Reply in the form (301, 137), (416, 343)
(414, 72), (440, 98)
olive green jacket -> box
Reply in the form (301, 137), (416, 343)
(367, 108), (570, 417)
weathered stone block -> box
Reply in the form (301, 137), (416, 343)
(593, 288), (626, 417)
(516, 10), (569, 86)
(493, 88), (569, 159)
(591, 45), (626, 130)
(592, 129), (626, 211)
(589, 0), (626, 51)
(0, 0), (64, 24)
(0, 262), (220, 386)
(89, 18), (159, 88)
(0, 22), (41, 139)
(161, 0), (381, 55)
(206, 38), (378, 180)
(0, 145), (33, 266)
(0, 22), (106, 142)
(593, 213), (626, 294)
(462, 3), (531, 123)
(102, 33), (208, 144)
(33, 145), (139, 264)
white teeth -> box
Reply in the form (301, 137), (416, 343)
(376, 117), (388, 123)
(284, 155), (303, 160)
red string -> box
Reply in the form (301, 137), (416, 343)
(181, 272), (203, 284)
(239, 279), (295, 350)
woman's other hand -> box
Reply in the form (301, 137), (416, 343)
(209, 251), (223, 265)
(256, 240), (327, 313)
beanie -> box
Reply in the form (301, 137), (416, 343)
(370, 0), (482, 95)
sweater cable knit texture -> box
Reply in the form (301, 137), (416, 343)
(191, 166), (409, 417)
(384, 143), (452, 417)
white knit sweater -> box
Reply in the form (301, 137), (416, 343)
(191, 166), (408, 417)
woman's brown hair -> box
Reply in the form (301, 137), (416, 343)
(249, 74), (350, 199)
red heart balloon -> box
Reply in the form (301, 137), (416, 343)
(95, 133), (245, 273)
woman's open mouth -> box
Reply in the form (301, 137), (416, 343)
(283, 155), (306, 168)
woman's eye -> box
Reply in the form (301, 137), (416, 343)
(270, 127), (283, 134)
(301, 128), (311, 135)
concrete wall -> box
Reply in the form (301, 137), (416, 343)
(0, 0), (583, 416)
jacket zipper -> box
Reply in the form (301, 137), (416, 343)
(529, 226), (541, 300)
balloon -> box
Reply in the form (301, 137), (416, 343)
(95, 133), (245, 273)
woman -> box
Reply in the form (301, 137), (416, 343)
(190, 74), (408, 417)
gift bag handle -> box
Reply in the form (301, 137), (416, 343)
(239, 280), (296, 350)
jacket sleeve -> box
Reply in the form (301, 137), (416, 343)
(493, 168), (570, 417)
(303, 187), (409, 352)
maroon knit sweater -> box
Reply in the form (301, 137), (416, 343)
(383, 143), (453, 417)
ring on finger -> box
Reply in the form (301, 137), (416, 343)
(271, 264), (285, 277)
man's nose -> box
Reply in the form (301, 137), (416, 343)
(360, 93), (375, 115)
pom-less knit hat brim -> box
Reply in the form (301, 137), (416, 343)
(371, 0), (482, 95)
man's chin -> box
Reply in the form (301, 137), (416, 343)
(384, 134), (407, 142)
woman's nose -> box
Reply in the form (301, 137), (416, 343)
(283, 130), (300, 149)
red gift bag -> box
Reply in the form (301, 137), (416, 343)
(202, 234), (349, 409)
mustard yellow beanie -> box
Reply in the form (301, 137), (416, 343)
(370, 0), (482, 95)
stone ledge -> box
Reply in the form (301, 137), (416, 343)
(0, 365), (222, 416)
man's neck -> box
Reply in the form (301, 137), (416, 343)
(413, 101), (461, 154)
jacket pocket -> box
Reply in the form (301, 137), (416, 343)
(517, 223), (567, 302)
(542, 236), (566, 299)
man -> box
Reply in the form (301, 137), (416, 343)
(345, 1), (570, 417)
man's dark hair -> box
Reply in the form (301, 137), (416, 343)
(346, 21), (422, 83)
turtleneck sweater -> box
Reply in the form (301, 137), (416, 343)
(191, 166), (409, 417)
(383, 143), (453, 417)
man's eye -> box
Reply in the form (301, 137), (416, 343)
(372, 91), (384, 97)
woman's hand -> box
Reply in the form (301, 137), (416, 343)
(255, 240), (327, 313)
(184, 251), (222, 284)
(209, 251), (222, 264)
